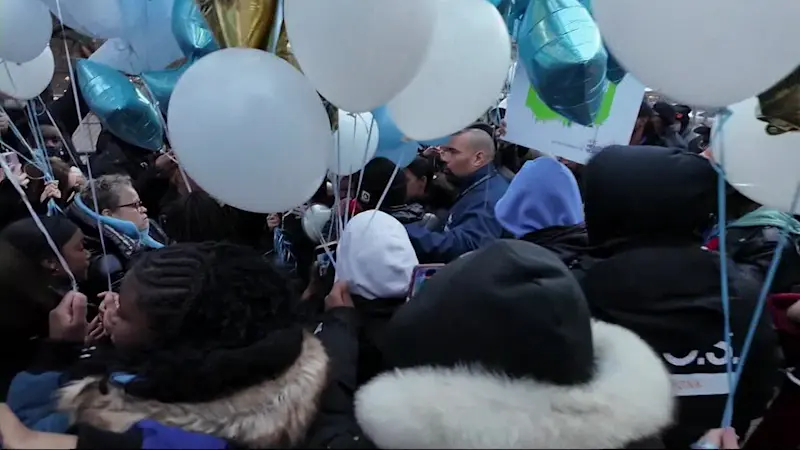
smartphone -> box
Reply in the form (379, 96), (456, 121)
(314, 241), (338, 278)
(407, 264), (445, 300)
(1, 151), (20, 176)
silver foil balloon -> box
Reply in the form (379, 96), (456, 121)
(518, 0), (607, 126)
(302, 204), (333, 244)
(76, 59), (165, 151)
(141, 65), (188, 114)
(172, 0), (218, 59)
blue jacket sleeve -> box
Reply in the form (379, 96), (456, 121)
(405, 200), (504, 262)
(6, 371), (71, 432)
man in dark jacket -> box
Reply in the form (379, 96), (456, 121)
(405, 128), (509, 263)
(575, 145), (780, 448)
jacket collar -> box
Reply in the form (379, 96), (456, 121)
(354, 320), (674, 449)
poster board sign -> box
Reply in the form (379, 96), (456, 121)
(503, 65), (645, 164)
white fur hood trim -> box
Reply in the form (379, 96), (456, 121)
(355, 321), (675, 449)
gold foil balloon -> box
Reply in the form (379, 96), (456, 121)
(194, 0), (336, 129)
(757, 66), (800, 136)
(195, 0), (277, 49)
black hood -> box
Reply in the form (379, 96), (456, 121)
(583, 146), (717, 247)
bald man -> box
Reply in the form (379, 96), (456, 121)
(405, 127), (509, 263)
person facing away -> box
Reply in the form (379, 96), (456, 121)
(0, 216), (90, 400)
(404, 128), (509, 263)
(495, 157), (588, 267)
(4, 242), (367, 449)
(335, 210), (419, 386)
(575, 145), (780, 448)
(353, 239), (674, 448)
(354, 157), (435, 227)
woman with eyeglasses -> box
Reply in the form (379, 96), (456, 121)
(65, 174), (168, 297)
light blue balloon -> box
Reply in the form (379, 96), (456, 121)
(77, 60), (164, 151)
(419, 136), (449, 147)
(518, 0), (607, 126)
(372, 106), (420, 168)
(125, 0), (184, 72)
(172, 0), (219, 59)
(141, 65), (188, 114)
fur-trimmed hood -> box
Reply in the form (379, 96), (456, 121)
(355, 321), (675, 449)
(56, 333), (329, 448)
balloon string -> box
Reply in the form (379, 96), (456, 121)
(361, 162), (402, 234)
(724, 183), (800, 429)
(55, 0), (113, 293)
(709, 107), (735, 428)
(342, 114), (357, 226)
(0, 155), (77, 291)
(40, 97), (84, 171)
(353, 117), (377, 214)
(0, 141), (38, 167)
(138, 79), (193, 194)
(266, 0), (285, 54)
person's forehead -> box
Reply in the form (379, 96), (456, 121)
(117, 185), (139, 201)
(446, 134), (473, 153)
(41, 125), (59, 135)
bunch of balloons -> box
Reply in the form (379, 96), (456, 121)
(73, 0), (218, 151)
(0, 0), (54, 100)
(167, 0), (512, 214)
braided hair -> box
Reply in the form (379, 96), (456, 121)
(78, 241), (305, 403)
(163, 191), (269, 248)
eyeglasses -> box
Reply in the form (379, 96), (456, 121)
(118, 200), (144, 209)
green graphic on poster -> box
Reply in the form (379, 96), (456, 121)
(525, 82), (618, 126)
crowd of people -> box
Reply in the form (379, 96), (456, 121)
(1, 85), (799, 450)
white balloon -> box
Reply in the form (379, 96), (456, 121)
(594, 0), (800, 108)
(302, 204), (333, 244)
(388, 0), (511, 141)
(41, 0), (145, 39)
(285, 0), (436, 113)
(0, 48), (55, 100)
(713, 97), (800, 214)
(331, 110), (379, 176)
(0, 0), (52, 63)
(168, 48), (332, 214)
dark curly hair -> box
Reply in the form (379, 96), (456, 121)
(162, 191), (270, 249)
(77, 241), (305, 403)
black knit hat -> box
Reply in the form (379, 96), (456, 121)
(0, 215), (78, 261)
(380, 239), (595, 386)
(653, 101), (677, 126)
(358, 157), (407, 209)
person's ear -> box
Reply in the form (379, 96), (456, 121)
(474, 150), (487, 167)
(101, 208), (113, 217)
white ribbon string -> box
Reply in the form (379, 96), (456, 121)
(0, 155), (77, 290)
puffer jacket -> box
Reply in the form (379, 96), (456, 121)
(577, 146), (780, 448)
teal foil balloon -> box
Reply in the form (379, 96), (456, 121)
(518, 0), (608, 126)
(576, 0), (625, 84)
(76, 59), (165, 151)
(142, 65), (188, 114)
(172, 0), (218, 59)
(606, 52), (626, 84)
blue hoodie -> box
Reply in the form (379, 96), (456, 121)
(495, 158), (584, 238)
